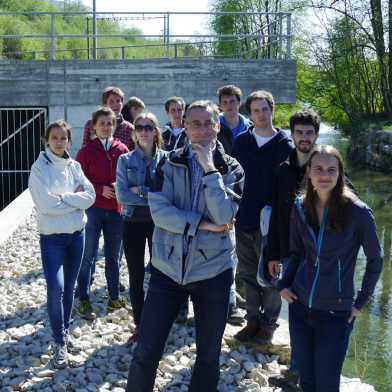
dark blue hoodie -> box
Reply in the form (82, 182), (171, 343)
(232, 127), (294, 231)
(278, 198), (383, 311)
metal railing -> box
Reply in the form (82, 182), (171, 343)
(0, 108), (47, 211)
(0, 11), (292, 61)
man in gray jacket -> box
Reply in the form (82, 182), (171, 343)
(126, 101), (244, 392)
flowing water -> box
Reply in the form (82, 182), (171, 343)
(319, 124), (392, 392)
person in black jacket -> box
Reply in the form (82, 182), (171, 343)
(162, 97), (188, 151)
(267, 108), (320, 278)
(232, 90), (294, 343)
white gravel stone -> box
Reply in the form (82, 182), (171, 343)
(0, 212), (376, 392)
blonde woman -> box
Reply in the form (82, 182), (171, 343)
(116, 112), (166, 344)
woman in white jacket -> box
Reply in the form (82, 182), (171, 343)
(29, 120), (95, 369)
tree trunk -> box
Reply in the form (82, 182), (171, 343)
(388, 0), (392, 111)
(369, 0), (392, 113)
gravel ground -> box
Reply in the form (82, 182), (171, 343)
(0, 212), (376, 391)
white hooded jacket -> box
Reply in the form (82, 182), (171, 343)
(29, 148), (96, 235)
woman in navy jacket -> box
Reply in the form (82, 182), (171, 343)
(279, 144), (383, 392)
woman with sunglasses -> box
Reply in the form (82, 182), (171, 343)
(278, 145), (383, 392)
(116, 112), (166, 344)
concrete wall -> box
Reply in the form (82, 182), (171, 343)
(0, 59), (296, 155)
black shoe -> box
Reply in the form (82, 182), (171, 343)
(268, 373), (300, 391)
(227, 304), (245, 325)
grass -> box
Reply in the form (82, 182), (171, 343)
(383, 124), (392, 132)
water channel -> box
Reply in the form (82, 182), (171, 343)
(318, 124), (392, 392)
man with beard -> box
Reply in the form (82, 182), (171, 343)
(266, 108), (320, 390)
(267, 108), (320, 282)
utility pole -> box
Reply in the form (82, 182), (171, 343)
(92, 0), (97, 60)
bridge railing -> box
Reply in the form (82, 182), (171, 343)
(0, 11), (292, 61)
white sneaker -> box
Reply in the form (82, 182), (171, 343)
(52, 343), (68, 369)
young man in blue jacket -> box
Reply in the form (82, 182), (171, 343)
(232, 90), (294, 344)
(217, 84), (250, 155)
(126, 100), (244, 392)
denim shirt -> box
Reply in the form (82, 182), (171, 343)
(116, 144), (167, 218)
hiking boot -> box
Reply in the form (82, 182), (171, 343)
(52, 343), (68, 369)
(107, 297), (127, 312)
(78, 300), (97, 320)
(254, 323), (278, 344)
(234, 322), (259, 342)
(64, 329), (81, 354)
(227, 304), (245, 326)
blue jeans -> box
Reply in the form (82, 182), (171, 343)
(78, 207), (123, 301)
(40, 230), (84, 345)
(289, 301), (354, 392)
(126, 267), (233, 392)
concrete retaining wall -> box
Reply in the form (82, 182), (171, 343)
(0, 59), (296, 155)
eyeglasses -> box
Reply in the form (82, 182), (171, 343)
(135, 124), (154, 132)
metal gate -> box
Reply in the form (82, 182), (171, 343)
(0, 108), (47, 211)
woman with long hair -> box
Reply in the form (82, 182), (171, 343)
(278, 144), (383, 392)
(29, 120), (95, 368)
(76, 107), (129, 320)
(116, 112), (166, 344)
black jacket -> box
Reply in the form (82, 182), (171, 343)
(232, 127), (294, 231)
(266, 150), (306, 262)
(162, 123), (188, 151)
(217, 122), (234, 155)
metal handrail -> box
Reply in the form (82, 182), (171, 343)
(0, 10), (292, 61)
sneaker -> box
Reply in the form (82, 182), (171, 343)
(78, 300), (97, 320)
(64, 330), (81, 354)
(52, 343), (68, 369)
(107, 297), (127, 312)
(234, 322), (259, 342)
(227, 304), (245, 326)
(254, 323), (278, 344)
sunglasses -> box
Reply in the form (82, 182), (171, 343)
(135, 124), (154, 132)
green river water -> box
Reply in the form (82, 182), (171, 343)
(319, 125), (392, 392)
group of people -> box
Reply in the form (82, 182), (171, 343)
(28, 84), (383, 392)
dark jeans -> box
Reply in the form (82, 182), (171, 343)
(236, 229), (281, 326)
(123, 219), (154, 326)
(126, 267), (233, 392)
(289, 301), (354, 392)
(40, 230), (84, 345)
(78, 207), (123, 301)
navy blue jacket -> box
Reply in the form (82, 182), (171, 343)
(278, 198), (383, 311)
(232, 127), (294, 231)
